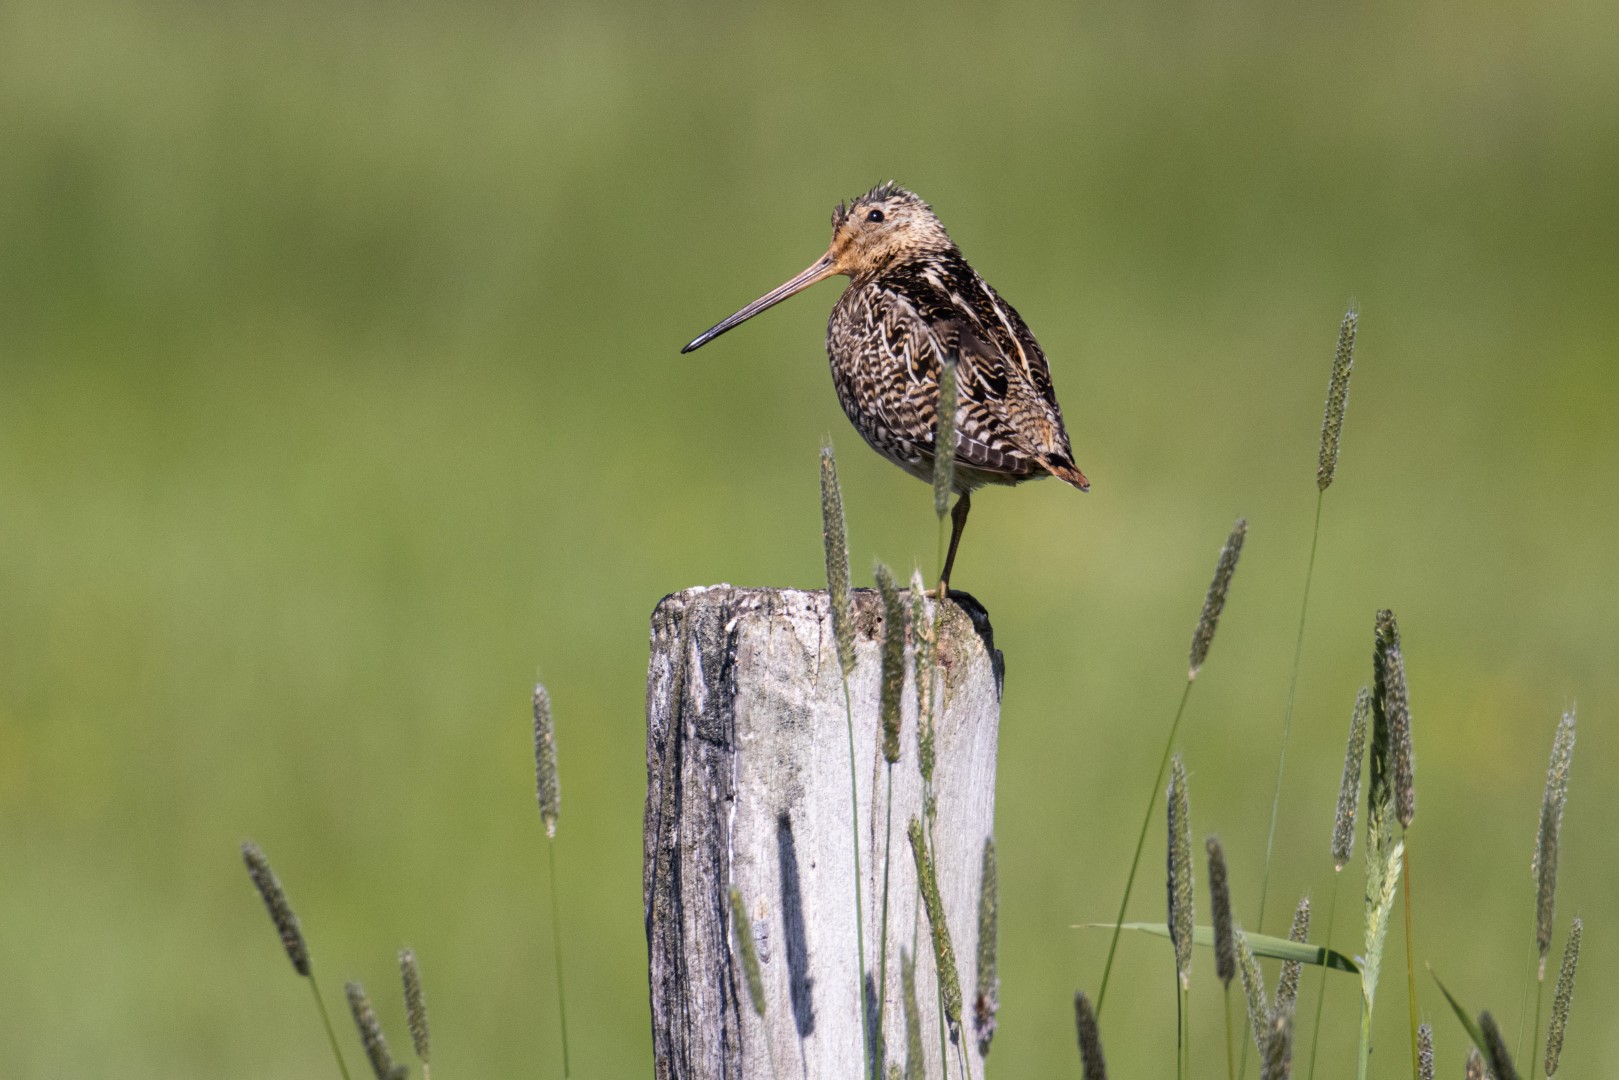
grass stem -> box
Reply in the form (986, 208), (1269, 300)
(1224, 985), (1236, 1080)
(1096, 678), (1195, 1014)
(877, 764), (896, 1058)
(1257, 490), (1324, 937)
(1402, 846), (1418, 1080)
(1306, 873), (1342, 1080)
(840, 676), (875, 1078)
(308, 977), (354, 1080)
(547, 838), (572, 1078)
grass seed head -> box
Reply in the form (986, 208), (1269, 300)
(1332, 687), (1371, 870)
(909, 570), (936, 792)
(902, 948), (925, 1080)
(533, 683), (561, 838)
(1545, 916), (1581, 1077)
(875, 562), (906, 765)
(345, 981), (398, 1080)
(1417, 1021), (1434, 1080)
(933, 355), (959, 517)
(1189, 518), (1247, 679)
(1465, 1047), (1486, 1080)
(399, 948), (430, 1066)
(908, 817), (962, 1024)
(819, 444), (856, 676)
(1534, 708), (1576, 972)
(1205, 836), (1236, 988)
(728, 887), (767, 1019)
(1261, 1011), (1293, 1080)
(1372, 610), (1415, 828)
(1479, 1011), (1522, 1080)
(1317, 306), (1358, 491)
(1235, 926), (1270, 1055)
(973, 836), (999, 1057)
(1273, 895), (1311, 1019)
(241, 841), (311, 978)
(1166, 755), (1194, 989)
(1074, 991), (1108, 1080)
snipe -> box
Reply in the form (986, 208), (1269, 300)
(682, 182), (1088, 590)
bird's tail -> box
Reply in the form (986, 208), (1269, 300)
(1040, 456), (1090, 492)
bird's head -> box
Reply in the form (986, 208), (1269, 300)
(827, 183), (953, 280)
(681, 182), (953, 354)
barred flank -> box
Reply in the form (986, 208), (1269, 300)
(933, 356), (959, 518)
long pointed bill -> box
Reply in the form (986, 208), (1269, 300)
(681, 254), (839, 353)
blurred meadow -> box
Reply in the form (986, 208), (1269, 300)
(2, 0), (1617, 1075)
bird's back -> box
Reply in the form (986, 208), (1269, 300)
(827, 251), (1087, 492)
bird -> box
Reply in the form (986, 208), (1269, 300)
(681, 182), (1088, 591)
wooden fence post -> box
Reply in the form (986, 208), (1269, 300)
(643, 585), (1002, 1079)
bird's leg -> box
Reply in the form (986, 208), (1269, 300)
(938, 491), (972, 598)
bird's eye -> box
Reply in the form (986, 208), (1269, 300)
(866, 209), (885, 223)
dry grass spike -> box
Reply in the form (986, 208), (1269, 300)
(1235, 926), (1270, 1054)
(1417, 1021), (1433, 1080)
(1074, 991), (1108, 1080)
(875, 562), (906, 764)
(974, 836), (999, 1056)
(908, 817), (962, 1024)
(1317, 306), (1358, 491)
(399, 948), (430, 1075)
(1166, 755), (1194, 989)
(1261, 1012), (1293, 1080)
(345, 981), (399, 1080)
(1205, 836), (1236, 988)
(1188, 518), (1247, 679)
(1478, 1011), (1522, 1080)
(1332, 687), (1371, 870)
(1534, 708), (1576, 974)
(1273, 895), (1311, 1019)
(1373, 610), (1415, 828)
(533, 683), (560, 837)
(241, 841), (311, 978)
(819, 444), (857, 676)
(1545, 916), (1581, 1077)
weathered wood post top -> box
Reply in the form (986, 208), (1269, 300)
(644, 584), (1003, 1079)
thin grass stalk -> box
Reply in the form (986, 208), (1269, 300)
(309, 979), (354, 1080)
(874, 563), (907, 1059)
(533, 685), (571, 1079)
(1096, 678), (1193, 1013)
(1305, 873), (1342, 1080)
(546, 839), (572, 1078)
(1223, 987), (1236, 1080)
(821, 445), (874, 1074)
(1403, 847), (1420, 1080)
(901, 949), (925, 1080)
(1257, 490), (1323, 942)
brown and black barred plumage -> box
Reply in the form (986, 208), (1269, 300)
(683, 182), (1088, 588)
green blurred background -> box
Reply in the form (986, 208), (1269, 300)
(2, 0), (1615, 1075)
